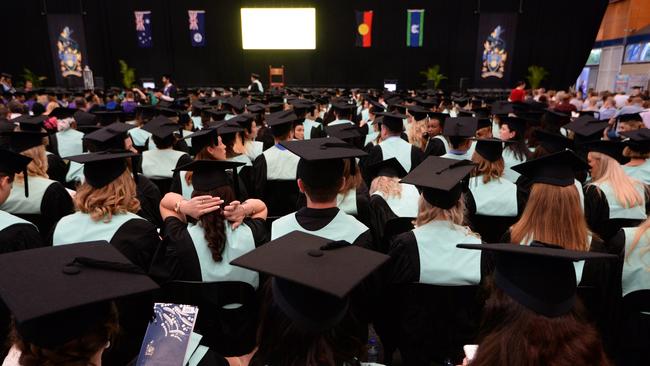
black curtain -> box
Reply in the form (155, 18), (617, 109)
(0, 0), (608, 90)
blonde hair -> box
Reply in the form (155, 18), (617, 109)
(407, 119), (427, 149)
(511, 183), (590, 250)
(589, 151), (644, 209)
(471, 152), (505, 183)
(74, 170), (140, 222)
(628, 218), (650, 267)
(16, 145), (49, 181)
(370, 176), (402, 199)
(339, 159), (363, 194)
(415, 194), (466, 227)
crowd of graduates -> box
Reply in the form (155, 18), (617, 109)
(0, 80), (648, 365)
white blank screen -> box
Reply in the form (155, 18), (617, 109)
(241, 8), (316, 50)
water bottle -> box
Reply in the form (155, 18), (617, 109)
(367, 336), (379, 363)
(83, 65), (94, 90)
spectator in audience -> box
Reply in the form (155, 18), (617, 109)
(508, 80), (526, 102)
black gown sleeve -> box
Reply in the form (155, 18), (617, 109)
(355, 186), (372, 229)
(176, 153), (193, 169)
(41, 182), (74, 239)
(0, 224), (44, 254)
(173, 139), (190, 154)
(360, 146), (383, 186)
(352, 229), (374, 250)
(149, 217), (202, 284)
(584, 184), (610, 237)
(111, 219), (161, 271)
(423, 138), (446, 157)
(46, 154), (68, 185)
(387, 231), (421, 284)
(367, 195), (398, 251)
(243, 217), (270, 247)
(409, 146), (424, 170)
(169, 171), (182, 195)
(136, 174), (163, 228)
(251, 155), (267, 199)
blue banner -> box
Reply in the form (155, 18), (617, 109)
(406, 9), (424, 47)
(189, 10), (206, 47)
(135, 11), (152, 48)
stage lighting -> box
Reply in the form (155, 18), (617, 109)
(241, 8), (316, 50)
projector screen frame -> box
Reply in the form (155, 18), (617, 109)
(240, 7), (317, 50)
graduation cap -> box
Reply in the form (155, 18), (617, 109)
(135, 105), (157, 121)
(246, 103), (266, 115)
(457, 242), (616, 317)
(369, 100), (386, 114)
(330, 102), (356, 115)
(324, 124), (363, 141)
(13, 114), (47, 132)
(228, 113), (256, 129)
(618, 113), (643, 123)
(533, 129), (572, 153)
(67, 151), (139, 188)
(578, 110), (599, 118)
(407, 105), (430, 121)
(0, 241), (158, 348)
(93, 110), (125, 126)
(2, 130), (48, 152)
(401, 156), (476, 209)
(222, 97), (246, 112)
(457, 110), (474, 118)
(491, 101), (514, 116)
(73, 110), (98, 130)
(542, 109), (570, 127)
(267, 110), (299, 128)
(620, 128), (650, 153)
(48, 107), (77, 120)
(477, 118), (492, 130)
(206, 109), (229, 122)
(156, 107), (181, 118)
(581, 140), (627, 164)
(366, 157), (408, 180)
(0, 148), (32, 196)
(474, 138), (506, 162)
(231, 230), (389, 332)
(500, 116), (528, 135)
(443, 117), (478, 138)
(173, 160), (244, 192)
(83, 122), (135, 151)
(281, 137), (367, 188)
(375, 111), (406, 132)
(511, 150), (589, 187)
(215, 121), (245, 136)
(428, 112), (449, 123)
(149, 122), (180, 140)
(563, 116), (608, 141)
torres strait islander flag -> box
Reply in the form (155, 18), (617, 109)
(406, 9), (425, 47)
(355, 10), (373, 47)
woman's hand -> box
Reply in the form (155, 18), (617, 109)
(223, 200), (246, 229)
(181, 195), (223, 219)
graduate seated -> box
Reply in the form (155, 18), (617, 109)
(271, 137), (373, 248)
(441, 116), (477, 161)
(422, 112), (449, 157)
(620, 128), (650, 184)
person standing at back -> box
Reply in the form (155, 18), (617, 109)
(248, 73), (264, 93)
(508, 80), (526, 102)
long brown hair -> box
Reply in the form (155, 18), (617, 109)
(472, 285), (610, 366)
(74, 170), (140, 222)
(339, 159), (363, 194)
(471, 152), (505, 184)
(192, 185), (236, 262)
(12, 302), (119, 366)
(510, 183), (590, 250)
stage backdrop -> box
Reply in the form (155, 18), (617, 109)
(46, 14), (88, 87)
(0, 0), (609, 90)
(474, 13), (517, 88)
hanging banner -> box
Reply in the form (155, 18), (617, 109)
(406, 9), (424, 47)
(355, 10), (373, 48)
(188, 10), (206, 47)
(135, 11), (153, 48)
(47, 14), (88, 86)
(474, 13), (517, 88)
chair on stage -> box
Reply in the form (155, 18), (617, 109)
(269, 65), (285, 89)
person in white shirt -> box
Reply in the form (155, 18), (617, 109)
(248, 73), (264, 93)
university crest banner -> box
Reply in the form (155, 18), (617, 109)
(474, 13), (517, 88)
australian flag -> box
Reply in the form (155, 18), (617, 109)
(189, 10), (206, 47)
(135, 11), (152, 48)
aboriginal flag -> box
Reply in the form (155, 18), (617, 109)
(355, 10), (373, 47)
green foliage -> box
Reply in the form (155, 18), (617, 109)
(118, 59), (136, 89)
(526, 65), (549, 90)
(420, 65), (447, 89)
(21, 68), (47, 87)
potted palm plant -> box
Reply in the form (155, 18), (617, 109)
(420, 65), (447, 89)
(526, 65), (549, 90)
(118, 59), (136, 88)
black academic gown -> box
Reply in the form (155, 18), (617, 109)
(150, 217), (268, 283)
(136, 174), (163, 228)
(384, 231), (488, 365)
(251, 152), (299, 218)
(295, 186), (372, 231)
(367, 195), (413, 252)
(46, 152), (68, 185)
(0, 214), (44, 253)
(584, 184), (650, 241)
(465, 188), (524, 243)
(360, 142), (424, 186)
(423, 137), (446, 157)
